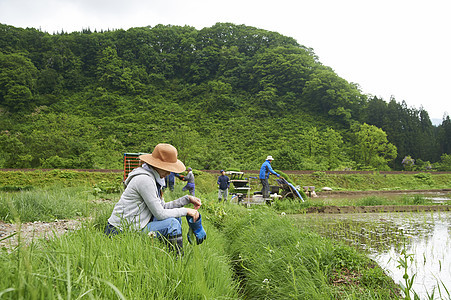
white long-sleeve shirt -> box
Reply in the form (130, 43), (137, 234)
(108, 166), (190, 231)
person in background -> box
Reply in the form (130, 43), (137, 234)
(181, 167), (195, 196)
(217, 169), (230, 202)
(259, 155), (280, 198)
(164, 172), (175, 191)
(105, 143), (202, 254)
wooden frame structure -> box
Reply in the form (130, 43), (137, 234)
(123, 153), (148, 181)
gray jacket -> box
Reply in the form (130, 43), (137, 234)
(108, 166), (190, 231)
(184, 171), (195, 183)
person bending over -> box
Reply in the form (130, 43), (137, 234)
(105, 143), (202, 254)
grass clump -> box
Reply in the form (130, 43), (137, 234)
(206, 204), (400, 299)
(401, 194), (429, 205)
(0, 223), (239, 299)
(413, 172), (434, 185)
(0, 170), (122, 189)
(0, 185), (33, 192)
(271, 198), (321, 214)
(0, 186), (93, 222)
(357, 196), (384, 206)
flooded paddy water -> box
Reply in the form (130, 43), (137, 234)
(293, 192), (451, 299)
(316, 189), (451, 203)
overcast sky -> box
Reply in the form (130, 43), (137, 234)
(1, 0), (449, 122)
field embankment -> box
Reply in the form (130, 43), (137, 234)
(1, 169), (450, 191)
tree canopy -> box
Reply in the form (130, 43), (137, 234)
(0, 23), (449, 171)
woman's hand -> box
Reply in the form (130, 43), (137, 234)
(186, 208), (200, 222)
(188, 196), (202, 210)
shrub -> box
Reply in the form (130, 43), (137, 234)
(93, 180), (123, 196)
(413, 172), (434, 185)
(358, 196), (383, 206)
(0, 185), (33, 192)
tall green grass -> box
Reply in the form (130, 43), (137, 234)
(0, 186), (97, 222)
(0, 217), (239, 299)
(1, 184), (403, 299)
(204, 203), (400, 299)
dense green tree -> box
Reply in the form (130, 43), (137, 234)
(437, 115), (451, 155)
(319, 127), (344, 170)
(350, 123), (397, 170)
(364, 97), (441, 169)
(301, 68), (365, 124)
(437, 153), (451, 171)
(0, 131), (28, 167)
(273, 146), (304, 170)
(416, 107), (438, 161)
(296, 127), (345, 170)
(364, 96), (387, 126)
(37, 68), (62, 95)
(0, 52), (38, 111)
(252, 46), (316, 97)
(217, 45), (248, 88)
(96, 46), (143, 93)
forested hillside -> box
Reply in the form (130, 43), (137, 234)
(0, 23), (450, 171)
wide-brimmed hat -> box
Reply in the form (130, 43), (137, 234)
(139, 144), (186, 173)
(266, 155), (274, 161)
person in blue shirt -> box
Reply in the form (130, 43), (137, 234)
(259, 155), (280, 198)
(217, 169), (230, 202)
(164, 172), (175, 191)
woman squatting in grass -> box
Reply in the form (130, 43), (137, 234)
(105, 143), (205, 254)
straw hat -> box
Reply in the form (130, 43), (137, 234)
(266, 155), (274, 161)
(139, 144), (186, 173)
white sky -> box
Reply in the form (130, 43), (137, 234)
(1, 0), (449, 122)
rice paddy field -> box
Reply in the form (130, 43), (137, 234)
(0, 170), (450, 299)
(293, 211), (451, 300)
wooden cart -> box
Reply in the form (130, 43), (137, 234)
(123, 153), (147, 181)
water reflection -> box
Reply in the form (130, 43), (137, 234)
(294, 211), (451, 299)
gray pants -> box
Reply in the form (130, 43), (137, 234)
(218, 188), (228, 201)
(261, 179), (269, 198)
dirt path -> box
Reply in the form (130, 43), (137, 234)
(0, 219), (83, 252)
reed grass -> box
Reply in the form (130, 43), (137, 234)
(0, 215), (239, 299)
(203, 203), (400, 299)
(0, 186), (96, 222)
(1, 181), (435, 299)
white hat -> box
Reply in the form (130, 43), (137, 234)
(266, 155), (274, 161)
